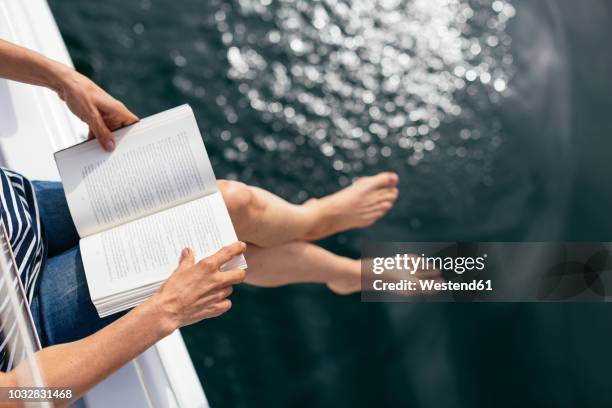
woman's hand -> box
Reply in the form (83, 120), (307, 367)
(151, 242), (247, 333)
(0, 243), (246, 404)
(56, 69), (139, 152)
(0, 39), (138, 151)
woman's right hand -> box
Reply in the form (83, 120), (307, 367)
(150, 242), (247, 333)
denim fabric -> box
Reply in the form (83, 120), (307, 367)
(30, 181), (122, 348)
(31, 181), (80, 258)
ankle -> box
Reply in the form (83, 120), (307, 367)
(300, 198), (330, 238)
(326, 258), (361, 295)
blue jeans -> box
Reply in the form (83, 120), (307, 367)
(29, 181), (122, 347)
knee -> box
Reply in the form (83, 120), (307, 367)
(218, 180), (253, 216)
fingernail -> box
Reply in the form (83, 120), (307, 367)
(181, 248), (190, 257)
(104, 139), (116, 152)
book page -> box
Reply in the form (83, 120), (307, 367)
(80, 192), (247, 302)
(55, 105), (218, 237)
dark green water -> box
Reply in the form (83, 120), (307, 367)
(48, 0), (612, 406)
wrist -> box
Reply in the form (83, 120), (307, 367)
(43, 59), (75, 95)
(142, 294), (181, 337)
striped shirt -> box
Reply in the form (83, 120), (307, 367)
(0, 168), (46, 371)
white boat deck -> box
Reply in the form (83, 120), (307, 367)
(0, 1), (209, 406)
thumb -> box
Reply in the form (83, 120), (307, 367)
(178, 248), (195, 269)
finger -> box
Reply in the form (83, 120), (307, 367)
(90, 111), (116, 152)
(110, 102), (140, 128)
(178, 248), (195, 270)
(194, 299), (233, 320)
(213, 299), (232, 315)
(216, 268), (247, 286)
(198, 242), (246, 271)
(200, 286), (234, 304)
(217, 285), (233, 300)
(122, 106), (140, 126)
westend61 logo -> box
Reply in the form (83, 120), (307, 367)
(372, 253), (487, 275)
(363, 242), (612, 302)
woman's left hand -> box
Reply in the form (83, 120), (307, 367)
(0, 39), (138, 151)
(55, 68), (139, 152)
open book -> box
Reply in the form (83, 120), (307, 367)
(55, 105), (247, 318)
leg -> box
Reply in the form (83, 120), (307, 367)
(34, 246), (123, 346)
(219, 172), (400, 247)
(243, 242), (443, 295)
(219, 180), (317, 247)
(243, 241), (362, 294)
(32, 181), (80, 258)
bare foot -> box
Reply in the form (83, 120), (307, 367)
(303, 172), (400, 241)
(326, 259), (362, 295)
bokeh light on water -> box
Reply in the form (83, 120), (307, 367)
(47, 1), (612, 408)
(220, 0), (522, 242)
(50, 0), (571, 246)
(226, 0), (515, 173)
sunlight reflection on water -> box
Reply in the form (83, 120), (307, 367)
(48, 1), (579, 407)
(52, 0), (571, 245)
(213, 0), (535, 244)
(226, 0), (515, 173)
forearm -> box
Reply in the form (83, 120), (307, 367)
(0, 39), (70, 92)
(0, 242), (245, 407)
(8, 296), (176, 406)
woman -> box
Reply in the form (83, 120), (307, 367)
(0, 39), (399, 405)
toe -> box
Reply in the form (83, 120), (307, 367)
(376, 172), (399, 187)
(379, 202), (393, 211)
(365, 202), (393, 215)
(385, 172), (400, 186)
(363, 189), (397, 206)
(370, 210), (387, 221)
(374, 189), (399, 206)
(359, 172), (400, 190)
(362, 196), (396, 213)
(383, 188), (399, 201)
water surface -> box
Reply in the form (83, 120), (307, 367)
(48, 0), (612, 406)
